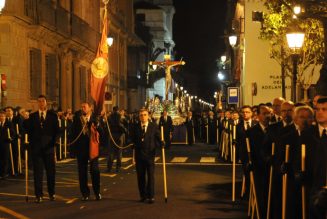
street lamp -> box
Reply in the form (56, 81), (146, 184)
(228, 35), (237, 48)
(0, 0), (5, 14)
(218, 71), (225, 81)
(286, 28), (305, 102)
(106, 36), (113, 47)
(221, 55), (227, 63)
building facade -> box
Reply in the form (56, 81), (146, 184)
(0, 0), (137, 112)
(231, 0), (321, 106)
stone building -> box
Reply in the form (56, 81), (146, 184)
(0, 0), (138, 112)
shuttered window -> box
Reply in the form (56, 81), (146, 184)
(29, 48), (42, 99)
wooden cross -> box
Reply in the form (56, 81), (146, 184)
(150, 54), (185, 100)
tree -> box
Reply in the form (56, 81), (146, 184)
(259, 0), (324, 101)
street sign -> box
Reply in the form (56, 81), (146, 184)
(227, 87), (239, 104)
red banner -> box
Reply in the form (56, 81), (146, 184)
(91, 8), (109, 114)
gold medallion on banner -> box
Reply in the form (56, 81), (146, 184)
(91, 57), (109, 79)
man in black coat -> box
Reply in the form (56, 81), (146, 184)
(131, 108), (161, 204)
(309, 97), (327, 219)
(207, 111), (217, 145)
(71, 102), (102, 201)
(24, 95), (59, 203)
(247, 104), (271, 218)
(236, 105), (257, 198)
(263, 101), (294, 219)
(0, 110), (15, 179)
(107, 106), (127, 173)
(159, 110), (173, 149)
(184, 111), (195, 145)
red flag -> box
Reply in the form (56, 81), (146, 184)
(89, 124), (100, 160)
(91, 8), (109, 114)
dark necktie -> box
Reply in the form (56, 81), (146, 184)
(322, 129), (327, 139)
(142, 125), (146, 141)
(40, 112), (45, 127)
(246, 121), (250, 130)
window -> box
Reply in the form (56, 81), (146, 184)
(45, 54), (58, 101)
(29, 48), (42, 99)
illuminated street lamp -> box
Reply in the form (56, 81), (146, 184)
(0, 0), (5, 14)
(106, 36), (113, 47)
(217, 72), (225, 81)
(286, 28), (305, 102)
(228, 35), (237, 48)
(221, 55), (227, 63)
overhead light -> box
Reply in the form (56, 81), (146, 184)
(220, 55), (227, 63)
(107, 36), (113, 47)
(0, 0), (5, 13)
(286, 30), (305, 51)
(293, 5), (301, 15)
(229, 35), (237, 47)
(218, 72), (225, 80)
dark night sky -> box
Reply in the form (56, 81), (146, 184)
(172, 0), (228, 101)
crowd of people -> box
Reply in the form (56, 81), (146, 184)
(0, 94), (326, 218)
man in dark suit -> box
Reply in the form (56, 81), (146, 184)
(24, 95), (59, 203)
(184, 111), (195, 145)
(236, 105), (257, 198)
(5, 106), (19, 175)
(309, 97), (327, 219)
(247, 104), (271, 218)
(159, 110), (173, 149)
(270, 97), (285, 124)
(264, 101), (294, 219)
(107, 106), (127, 173)
(71, 102), (102, 201)
(0, 110), (15, 179)
(131, 108), (161, 204)
(207, 111), (217, 145)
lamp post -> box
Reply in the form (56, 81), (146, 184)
(0, 0), (6, 14)
(286, 29), (305, 102)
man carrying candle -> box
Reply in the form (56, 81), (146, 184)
(131, 108), (161, 204)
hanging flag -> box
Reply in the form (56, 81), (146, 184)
(91, 7), (109, 115)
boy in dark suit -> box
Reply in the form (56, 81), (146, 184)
(131, 108), (161, 204)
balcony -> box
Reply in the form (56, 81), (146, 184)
(5, 0), (99, 52)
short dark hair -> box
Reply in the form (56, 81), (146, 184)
(257, 103), (267, 115)
(38, 95), (47, 100)
(242, 105), (252, 111)
(4, 106), (14, 111)
(113, 106), (119, 112)
(317, 97), (327, 104)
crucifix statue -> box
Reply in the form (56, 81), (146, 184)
(150, 54), (185, 100)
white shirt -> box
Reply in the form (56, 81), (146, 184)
(141, 122), (149, 133)
(259, 122), (267, 133)
(38, 110), (47, 119)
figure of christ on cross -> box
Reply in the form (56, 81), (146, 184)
(150, 55), (186, 100)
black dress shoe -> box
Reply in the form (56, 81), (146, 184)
(95, 194), (102, 201)
(49, 195), (56, 201)
(148, 198), (155, 204)
(35, 197), (43, 203)
(139, 197), (146, 202)
(81, 196), (89, 201)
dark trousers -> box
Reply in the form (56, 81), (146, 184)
(164, 133), (171, 149)
(0, 143), (9, 177)
(107, 135), (123, 171)
(77, 155), (100, 197)
(187, 128), (194, 145)
(32, 152), (56, 197)
(135, 158), (155, 199)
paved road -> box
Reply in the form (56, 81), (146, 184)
(0, 143), (248, 219)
